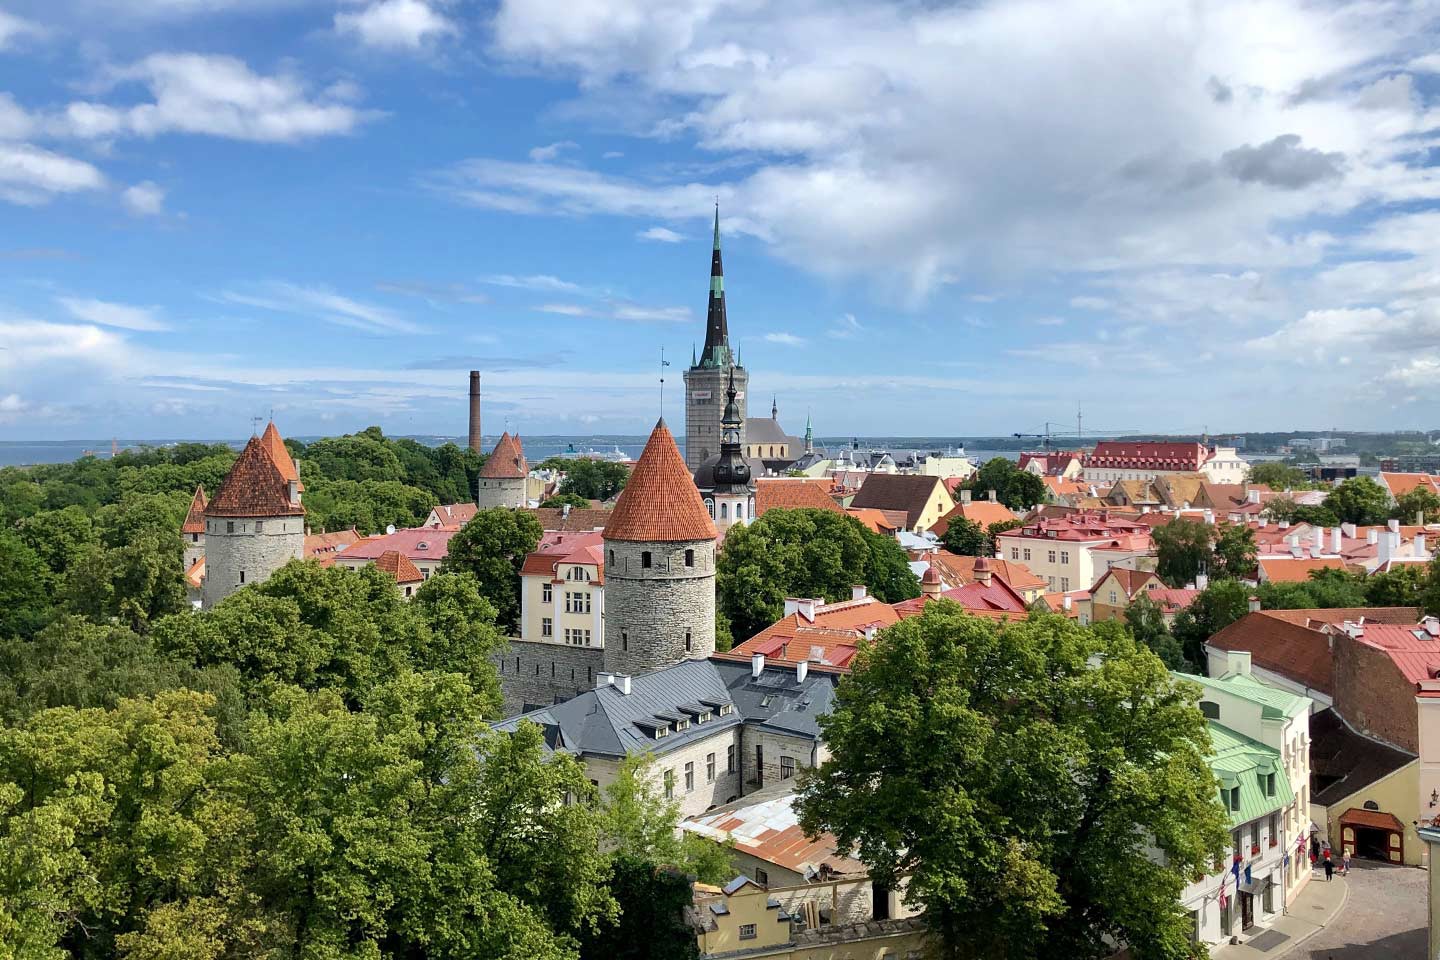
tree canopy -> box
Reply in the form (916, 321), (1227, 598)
(717, 508), (919, 642)
(1322, 476), (1390, 526)
(558, 459), (629, 502)
(967, 459), (1046, 511)
(797, 606), (1228, 960)
(1152, 518), (1212, 588)
(441, 508), (543, 634)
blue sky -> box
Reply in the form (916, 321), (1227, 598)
(1, 0), (1439, 442)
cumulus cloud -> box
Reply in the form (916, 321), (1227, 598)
(0, 11), (40, 49)
(764, 331), (805, 345)
(336, 0), (457, 51)
(639, 225), (684, 242)
(121, 180), (165, 216)
(0, 143), (106, 205)
(60, 53), (376, 143)
(529, 140), (577, 162)
(0, 318), (131, 374)
(57, 297), (170, 331)
(1219, 134), (1344, 190)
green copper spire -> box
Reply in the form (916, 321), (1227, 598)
(701, 203), (729, 366)
(713, 203), (721, 250)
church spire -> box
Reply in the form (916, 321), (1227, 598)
(805, 411), (814, 455)
(701, 202), (730, 367)
(771, 394), (778, 420)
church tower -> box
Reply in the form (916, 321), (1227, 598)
(683, 206), (747, 470)
(603, 419), (718, 677)
(202, 422), (305, 609)
(701, 368), (755, 530)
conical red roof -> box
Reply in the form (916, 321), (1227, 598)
(604, 419), (717, 543)
(260, 421), (302, 489)
(182, 484), (208, 533)
(206, 435), (305, 518)
(479, 432), (529, 479)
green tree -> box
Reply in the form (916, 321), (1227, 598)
(442, 508), (543, 634)
(1256, 568), (1368, 610)
(301, 428), (406, 482)
(1152, 518), (1212, 588)
(560, 460), (629, 501)
(62, 533), (189, 635)
(0, 531), (52, 641)
(1171, 579), (1252, 668)
(1366, 564), (1426, 608)
(1246, 462), (1307, 489)
(578, 858), (701, 960)
(717, 509), (918, 642)
(969, 458), (1045, 511)
(1211, 523), (1257, 581)
(15, 506), (96, 576)
(301, 478), (438, 534)
(797, 606), (1228, 960)
(1124, 594), (1187, 670)
(597, 755), (732, 885)
(541, 492), (592, 510)
(939, 517), (989, 556)
(1323, 476), (1390, 526)
(1394, 486), (1440, 524)
(411, 572), (506, 717)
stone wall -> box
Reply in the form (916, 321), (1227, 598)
(201, 516), (304, 608)
(603, 537), (715, 676)
(684, 364), (747, 470)
(493, 637), (606, 716)
(183, 531), (204, 571)
(586, 725), (744, 818)
(476, 476), (526, 509)
(1333, 629), (1419, 752)
(740, 727), (820, 792)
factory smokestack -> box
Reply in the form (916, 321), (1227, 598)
(468, 371), (482, 453)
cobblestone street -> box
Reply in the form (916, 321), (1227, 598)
(1293, 861), (1426, 959)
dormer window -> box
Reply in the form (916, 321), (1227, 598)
(719, 704), (734, 716)
(655, 726), (668, 739)
(676, 718), (690, 731)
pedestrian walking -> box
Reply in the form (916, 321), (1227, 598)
(1323, 854), (1334, 881)
(1342, 851), (1351, 876)
(1309, 834), (1320, 866)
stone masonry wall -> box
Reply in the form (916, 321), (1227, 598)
(684, 365), (747, 470)
(476, 476), (526, 509)
(585, 725), (744, 818)
(201, 517), (304, 608)
(603, 537), (715, 676)
(183, 532), (204, 572)
(1332, 629), (1419, 752)
(493, 638), (606, 716)
(740, 727), (820, 792)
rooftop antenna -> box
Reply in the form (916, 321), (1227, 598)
(660, 346), (670, 419)
(250, 415), (263, 436)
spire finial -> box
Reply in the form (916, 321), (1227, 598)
(713, 200), (721, 251)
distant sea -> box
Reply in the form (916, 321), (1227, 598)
(0, 436), (1018, 468)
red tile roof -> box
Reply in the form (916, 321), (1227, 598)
(1148, 587), (1200, 613)
(339, 527), (454, 562)
(755, 478), (843, 516)
(184, 556), (204, 589)
(1257, 557), (1348, 582)
(926, 551), (1047, 593)
(429, 503), (478, 527)
(373, 549), (425, 584)
(479, 432), (529, 479)
(304, 529), (361, 567)
(260, 421), (302, 490)
(1208, 611), (1335, 694)
(891, 577), (1029, 618)
(1018, 451), (1081, 475)
(182, 484), (208, 534)
(724, 596), (902, 670)
(929, 499), (1018, 537)
(1084, 441), (1211, 471)
(846, 507), (904, 534)
(1092, 567), (1160, 596)
(1343, 621), (1440, 687)
(205, 433), (305, 518)
(1262, 607), (1421, 627)
(520, 532), (606, 584)
(1001, 511), (1153, 548)
(1379, 472), (1440, 498)
(1337, 807), (1406, 833)
(603, 419), (717, 543)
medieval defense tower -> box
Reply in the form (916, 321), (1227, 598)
(683, 206), (747, 470)
(603, 419), (718, 676)
(201, 422), (305, 609)
(476, 431), (528, 509)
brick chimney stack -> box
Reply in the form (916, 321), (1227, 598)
(467, 371), (482, 453)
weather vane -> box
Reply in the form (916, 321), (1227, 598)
(660, 346), (671, 418)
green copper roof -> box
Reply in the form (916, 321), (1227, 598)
(1176, 670), (1308, 721)
(713, 204), (721, 250)
(711, 274), (724, 296)
(1206, 721), (1291, 827)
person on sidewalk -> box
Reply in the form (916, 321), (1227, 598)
(1310, 834), (1320, 866)
(1323, 854), (1335, 881)
(1342, 850), (1351, 876)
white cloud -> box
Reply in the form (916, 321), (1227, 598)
(121, 180), (165, 216)
(764, 331), (805, 345)
(529, 140), (577, 162)
(0, 11), (41, 49)
(1035, 316), (1066, 326)
(482, 273), (587, 293)
(0, 318), (131, 374)
(219, 283), (422, 334)
(610, 303), (689, 323)
(1068, 296), (1111, 311)
(57, 297), (170, 331)
(60, 53), (375, 143)
(826, 313), (862, 339)
(639, 225), (684, 242)
(0, 143), (106, 205)
(336, 0), (457, 51)
(535, 303), (591, 316)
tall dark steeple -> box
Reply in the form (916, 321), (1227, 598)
(701, 204), (730, 367)
(712, 367), (751, 492)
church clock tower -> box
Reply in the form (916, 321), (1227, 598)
(683, 205), (747, 470)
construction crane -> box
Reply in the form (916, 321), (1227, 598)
(1014, 422), (1140, 452)
(1012, 423), (1069, 451)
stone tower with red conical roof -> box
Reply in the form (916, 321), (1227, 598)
(476, 431), (528, 509)
(201, 421), (305, 609)
(603, 418), (719, 676)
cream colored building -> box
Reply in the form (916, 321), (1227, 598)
(518, 532), (605, 647)
(995, 512), (1154, 595)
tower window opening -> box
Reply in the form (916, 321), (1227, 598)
(685, 549), (695, 567)
(641, 551), (652, 569)
(720, 503), (728, 519)
(685, 630), (692, 652)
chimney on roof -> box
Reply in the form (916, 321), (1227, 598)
(1380, 531), (1393, 564)
(1196, 572), (1209, 591)
(851, 584), (867, 601)
(1225, 650), (1252, 678)
(1343, 620), (1365, 639)
(1203, 508), (1214, 525)
(1389, 518), (1401, 534)
(597, 671), (614, 689)
(796, 660), (808, 683)
(1062, 594), (1073, 612)
(615, 674), (632, 695)
(1248, 595), (1261, 613)
(1332, 527), (1342, 554)
(973, 556), (993, 587)
(1247, 488), (1261, 504)
(1259, 517), (1268, 528)
(1417, 533), (1427, 559)
(987, 488), (997, 503)
(784, 598), (819, 621)
(1423, 617), (1440, 638)
(562, 503), (571, 519)
(468, 371), (482, 454)
(1342, 522), (1357, 538)
(1367, 529), (1379, 545)
(1278, 520), (1289, 529)
(1290, 543), (1303, 559)
(751, 653), (765, 678)
(960, 489), (972, 504)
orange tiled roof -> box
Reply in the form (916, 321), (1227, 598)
(1208, 611), (1335, 694)
(305, 529), (361, 567)
(603, 419), (717, 543)
(184, 556), (205, 589)
(755, 478), (843, 516)
(205, 433), (305, 518)
(430, 503), (478, 527)
(846, 507), (904, 534)
(373, 549), (424, 584)
(848, 473), (951, 529)
(1258, 557), (1347, 583)
(182, 484), (208, 534)
(479, 432), (529, 479)
(926, 551), (1047, 592)
(930, 499), (1017, 537)
(1092, 567), (1160, 597)
(1380, 472), (1440, 498)
(728, 595), (901, 665)
(523, 506), (614, 533)
(260, 421), (303, 491)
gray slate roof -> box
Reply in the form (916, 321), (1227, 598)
(493, 657), (837, 758)
(745, 417), (799, 447)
